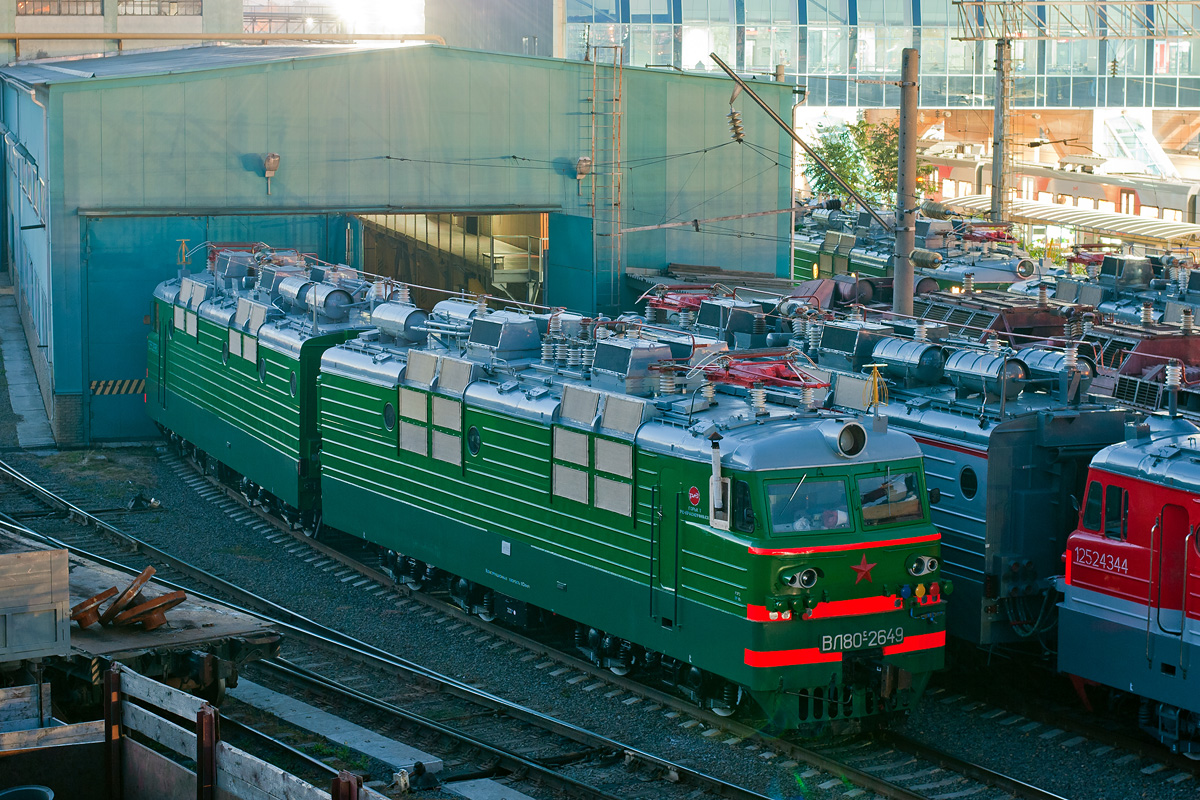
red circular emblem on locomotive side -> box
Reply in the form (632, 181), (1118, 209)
(688, 486), (701, 506)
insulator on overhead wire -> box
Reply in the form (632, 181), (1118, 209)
(727, 110), (745, 143)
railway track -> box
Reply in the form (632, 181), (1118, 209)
(159, 449), (1200, 799)
(0, 458), (768, 799)
(1, 450), (1191, 798)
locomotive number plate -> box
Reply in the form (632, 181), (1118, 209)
(820, 627), (905, 653)
(1073, 547), (1129, 574)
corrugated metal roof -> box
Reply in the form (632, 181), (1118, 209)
(0, 42), (415, 87)
(946, 194), (1200, 246)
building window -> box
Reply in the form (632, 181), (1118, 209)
(17, 1), (102, 14)
(119, 0), (202, 15)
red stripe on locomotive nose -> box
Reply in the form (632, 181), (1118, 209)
(882, 631), (945, 655)
(744, 630), (945, 667)
(744, 647), (843, 667)
(746, 595), (903, 621)
(806, 594), (904, 618)
(748, 532), (940, 556)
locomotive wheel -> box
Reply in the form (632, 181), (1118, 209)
(477, 610), (496, 623)
(711, 705), (735, 717)
(609, 664), (631, 677)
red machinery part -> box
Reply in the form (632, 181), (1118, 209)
(112, 590), (187, 631)
(99, 566), (157, 626)
(71, 587), (119, 629)
(700, 351), (830, 390)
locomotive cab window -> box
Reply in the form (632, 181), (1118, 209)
(733, 480), (755, 534)
(1104, 484), (1128, 540)
(858, 470), (923, 526)
(767, 478), (849, 535)
(1082, 480), (1102, 532)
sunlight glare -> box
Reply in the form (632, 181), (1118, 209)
(327, 0), (425, 35)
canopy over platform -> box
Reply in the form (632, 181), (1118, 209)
(946, 195), (1200, 247)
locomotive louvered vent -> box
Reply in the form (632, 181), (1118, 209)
(911, 299), (932, 317)
(1098, 338), (1131, 369)
(945, 308), (973, 332)
(438, 357), (478, 396)
(1113, 376), (1162, 409)
(406, 350), (439, 387)
(1056, 280), (1081, 304)
(923, 303), (953, 323)
(970, 311), (1000, 334)
(560, 385), (601, 425)
(1077, 285), (1104, 307)
(235, 299), (252, 328)
(600, 395), (647, 435)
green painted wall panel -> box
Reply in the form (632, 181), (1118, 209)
(140, 83), (188, 207)
(184, 80), (230, 206)
(99, 88), (145, 206)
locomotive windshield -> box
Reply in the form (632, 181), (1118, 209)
(858, 470), (923, 527)
(767, 478), (850, 534)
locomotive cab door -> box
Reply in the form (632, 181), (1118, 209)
(1155, 504), (1189, 635)
(649, 484), (680, 629)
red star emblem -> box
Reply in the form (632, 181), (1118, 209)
(851, 554), (877, 584)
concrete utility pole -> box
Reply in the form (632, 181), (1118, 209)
(893, 48), (919, 316)
(990, 39), (1012, 223)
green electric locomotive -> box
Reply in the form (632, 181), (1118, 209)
(317, 301), (946, 729)
(147, 248), (946, 730)
(147, 248), (376, 527)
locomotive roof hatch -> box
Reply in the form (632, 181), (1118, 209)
(590, 337), (674, 398)
(465, 311), (542, 365)
(816, 321), (895, 373)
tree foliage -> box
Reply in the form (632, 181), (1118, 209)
(849, 119), (900, 203)
(803, 119), (937, 210)
(803, 124), (873, 205)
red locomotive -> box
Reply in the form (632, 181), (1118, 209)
(1060, 414), (1200, 754)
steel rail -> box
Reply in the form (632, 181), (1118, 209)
(878, 731), (1071, 800)
(256, 658), (631, 800)
(218, 716), (340, 780)
(0, 459), (771, 800)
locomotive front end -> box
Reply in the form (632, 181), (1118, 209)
(725, 419), (946, 731)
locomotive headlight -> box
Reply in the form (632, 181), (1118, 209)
(783, 568), (820, 589)
(906, 554), (938, 577)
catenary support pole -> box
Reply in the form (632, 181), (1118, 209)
(893, 47), (919, 315)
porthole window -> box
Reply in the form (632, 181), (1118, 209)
(290, 372), (298, 398)
(383, 402), (396, 431)
(467, 425), (481, 456)
(257, 357), (267, 383)
(222, 341), (230, 365)
(959, 467), (978, 500)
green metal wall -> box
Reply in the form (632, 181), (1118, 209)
(3, 44), (792, 442)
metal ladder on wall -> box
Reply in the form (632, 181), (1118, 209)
(588, 44), (624, 312)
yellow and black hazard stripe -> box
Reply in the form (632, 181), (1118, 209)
(90, 379), (146, 396)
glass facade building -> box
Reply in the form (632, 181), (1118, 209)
(563, 1), (1200, 109)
